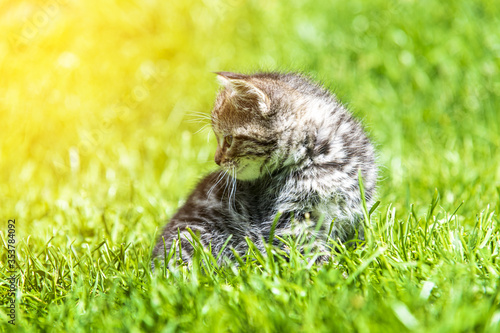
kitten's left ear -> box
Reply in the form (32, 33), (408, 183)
(215, 72), (270, 115)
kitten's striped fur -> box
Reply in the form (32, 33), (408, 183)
(152, 72), (377, 267)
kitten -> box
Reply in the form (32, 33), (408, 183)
(152, 71), (377, 268)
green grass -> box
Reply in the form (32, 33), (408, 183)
(1, 0), (499, 331)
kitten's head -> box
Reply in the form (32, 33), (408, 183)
(211, 72), (282, 181)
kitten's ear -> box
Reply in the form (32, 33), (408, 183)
(215, 72), (270, 115)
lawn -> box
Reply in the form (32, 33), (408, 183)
(1, 0), (499, 331)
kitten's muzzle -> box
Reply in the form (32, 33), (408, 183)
(214, 147), (223, 166)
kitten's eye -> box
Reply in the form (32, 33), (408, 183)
(224, 135), (233, 148)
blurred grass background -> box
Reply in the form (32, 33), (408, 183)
(0, 0), (500, 330)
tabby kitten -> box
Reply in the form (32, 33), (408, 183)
(152, 72), (377, 268)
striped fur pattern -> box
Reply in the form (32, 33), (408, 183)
(152, 72), (377, 267)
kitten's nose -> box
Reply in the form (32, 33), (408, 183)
(214, 149), (222, 165)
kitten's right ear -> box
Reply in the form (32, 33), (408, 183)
(214, 72), (270, 115)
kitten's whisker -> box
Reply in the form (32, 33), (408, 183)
(229, 168), (237, 211)
(222, 169), (231, 200)
(186, 111), (212, 124)
(233, 170), (237, 208)
(208, 170), (227, 197)
(194, 123), (211, 134)
(187, 110), (211, 118)
(186, 113), (210, 121)
(186, 118), (210, 124)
